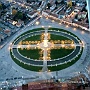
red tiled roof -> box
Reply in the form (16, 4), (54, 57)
(4, 29), (11, 33)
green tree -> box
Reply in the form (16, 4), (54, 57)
(0, 3), (2, 10)
(12, 9), (17, 15)
(67, 1), (72, 7)
(16, 11), (23, 19)
(47, 3), (51, 9)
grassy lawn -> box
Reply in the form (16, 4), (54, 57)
(18, 48), (74, 60)
(10, 28), (83, 72)
(13, 28), (45, 42)
(22, 33), (71, 42)
(18, 34), (74, 60)
(48, 28), (81, 42)
(50, 34), (74, 59)
(10, 47), (83, 72)
(18, 49), (41, 60)
(50, 49), (74, 59)
(50, 34), (70, 40)
(23, 35), (41, 41)
(10, 50), (42, 71)
(48, 47), (83, 71)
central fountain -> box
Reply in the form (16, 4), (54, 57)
(43, 40), (48, 47)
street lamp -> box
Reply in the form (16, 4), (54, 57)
(35, 21), (40, 25)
